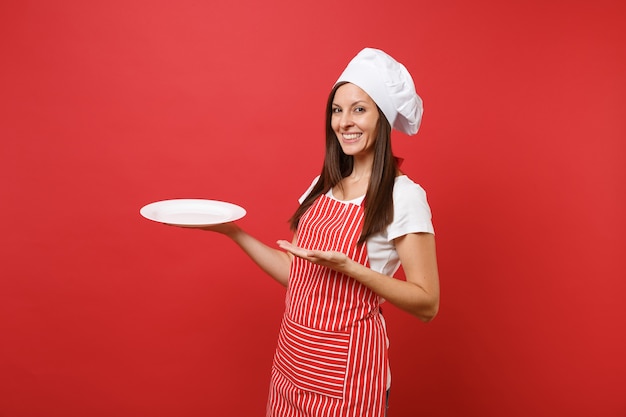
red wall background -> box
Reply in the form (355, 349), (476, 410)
(1, 0), (625, 416)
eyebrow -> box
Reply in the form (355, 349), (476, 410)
(332, 100), (369, 107)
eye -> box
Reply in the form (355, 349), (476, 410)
(354, 106), (366, 113)
(332, 107), (342, 114)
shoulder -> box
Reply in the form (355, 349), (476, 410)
(393, 175), (429, 205)
(386, 175), (434, 239)
(298, 175), (321, 204)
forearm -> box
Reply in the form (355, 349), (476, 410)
(344, 261), (439, 321)
(224, 225), (292, 287)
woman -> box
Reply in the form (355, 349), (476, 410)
(204, 48), (439, 416)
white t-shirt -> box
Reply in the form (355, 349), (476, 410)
(298, 175), (434, 277)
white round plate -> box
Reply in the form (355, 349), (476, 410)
(140, 199), (246, 227)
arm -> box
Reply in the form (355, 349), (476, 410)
(277, 232), (440, 321)
(200, 222), (294, 287)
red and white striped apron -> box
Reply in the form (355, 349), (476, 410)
(267, 194), (388, 417)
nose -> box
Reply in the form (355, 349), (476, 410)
(339, 112), (354, 129)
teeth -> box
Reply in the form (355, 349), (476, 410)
(343, 133), (361, 140)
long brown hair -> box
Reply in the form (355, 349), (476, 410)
(289, 82), (398, 244)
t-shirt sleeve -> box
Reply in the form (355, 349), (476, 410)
(298, 175), (321, 204)
(387, 177), (435, 241)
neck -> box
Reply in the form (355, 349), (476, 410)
(349, 154), (374, 180)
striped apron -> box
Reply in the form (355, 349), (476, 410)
(267, 194), (388, 417)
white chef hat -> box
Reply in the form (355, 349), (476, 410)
(335, 48), (423, 136)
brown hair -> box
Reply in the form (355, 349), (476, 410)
(289, 82), (398, 244)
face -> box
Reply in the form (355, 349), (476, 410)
(331, 83), (380, 158)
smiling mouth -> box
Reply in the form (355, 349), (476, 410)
(342, 133), (362, 140)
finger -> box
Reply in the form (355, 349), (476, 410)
(276, 239), (293, 249)
(277, 241), (305, 257)
(277, 240), (299, 254)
